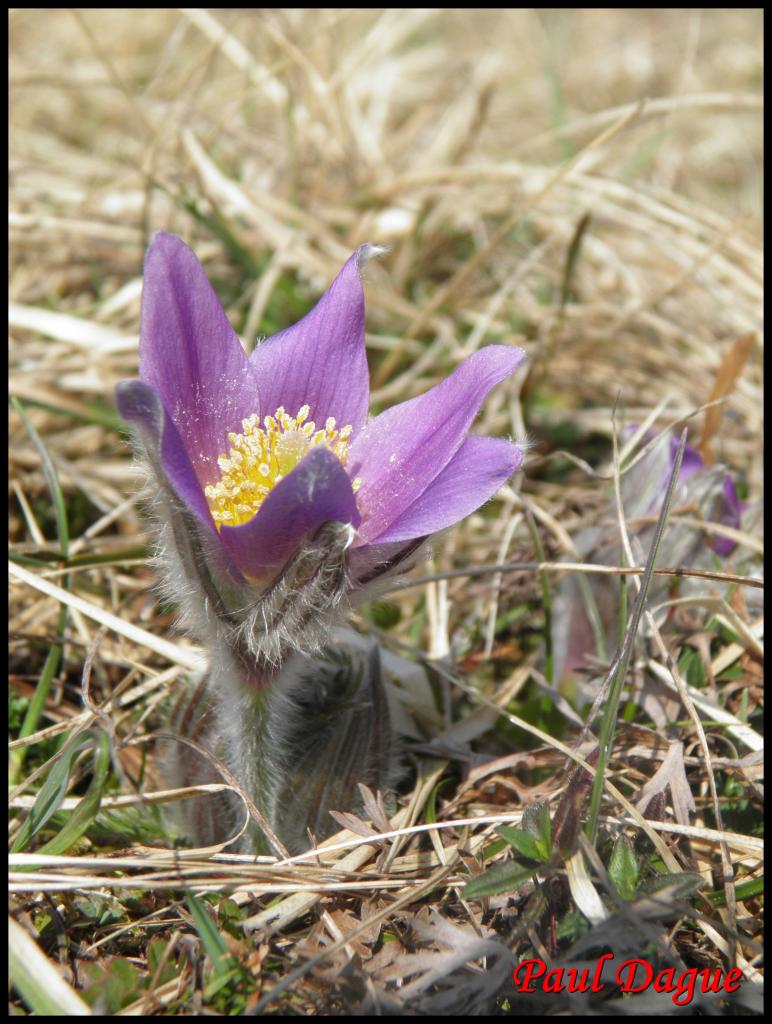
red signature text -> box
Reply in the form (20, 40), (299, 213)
(512, 955), (743, 1007)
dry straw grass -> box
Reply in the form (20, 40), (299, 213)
(9, 9), (762, 1015)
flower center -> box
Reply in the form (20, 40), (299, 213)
(205, 405), (357, 528)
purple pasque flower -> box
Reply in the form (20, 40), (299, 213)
(116, 233), (524, 664)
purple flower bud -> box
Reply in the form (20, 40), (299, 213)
(660, 431), (745, 556)
(615, 427), (745, 557)
(117, 233), (526, 665)
(555, 428), (748, 687)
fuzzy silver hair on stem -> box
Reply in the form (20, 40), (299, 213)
(163, 639), (399, 854)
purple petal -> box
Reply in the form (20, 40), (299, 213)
(250, 249), (370, 434)
(139, 233), (260, 486)
(349, 537), (429, 590)
(349, 345), (525, 544)
(115, 379), (214, 527)
(712, 475), (744, 557)
(219, 447), (361, 581)
(116, 379), (247, 587)
(671, 436), (704, 481)
(720, 474), (744, 523)
(368, 436), (523, 545)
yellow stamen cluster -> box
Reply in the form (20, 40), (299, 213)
(205, 405), (358, 528)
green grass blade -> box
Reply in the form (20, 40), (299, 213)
(185, 893), (235, 980)
(9, 604), (67, 785)
(585, 431), (689, 845)
(11, 396), (70, 558)
(10, 396), (72, 783)
(11, 731), (110, 854)
(37, 731), (112, 855)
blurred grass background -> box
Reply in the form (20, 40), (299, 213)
(9, 8), (763, 1015)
